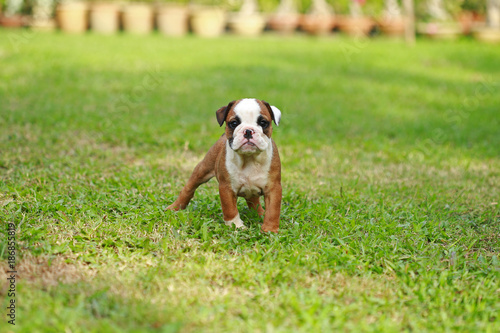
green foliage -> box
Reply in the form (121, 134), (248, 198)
(189, 0), (227, 7)
(444, 0), (466, 17)
(330, 0), (352, 14)
(241, 0), (386, 15)
(415, 0), (486, 20)
(461, 0), (487, 14)
(415, 0), (433, 21)
(0, 31), (499, 332)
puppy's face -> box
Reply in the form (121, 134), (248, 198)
(216, 99), (281, 155)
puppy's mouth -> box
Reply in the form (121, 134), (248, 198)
(230, 138), (262, 153)
(239, 140), (259, 152)
(229, 130), (268, 153)
(242, 140), (256, 146)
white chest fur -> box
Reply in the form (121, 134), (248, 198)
(225, 141), (273, 199)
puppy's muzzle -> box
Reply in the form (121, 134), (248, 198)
(243, 129), (255, 139)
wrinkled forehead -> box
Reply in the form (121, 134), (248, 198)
(231, 99), (268, 123)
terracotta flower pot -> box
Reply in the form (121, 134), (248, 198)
(459, 11), (475, 35)
(473, 27), (500, 43)
(30, 19), (57, 31)
(228, 13), (266, 36)
(337, 16), (374, 37)
(157, 4), (189, 36)
(378, 17), (406, 37)
(90, 2), (120, 34)
(300, 14), (334, 35)
(190, 7), (227, 38)
(0, 15), (25, 28)
(56, 2), (88, 33)
(268, 13), (300, 33)
(417, 22), (461, 40)
(122, 2), (154, 34)
(29, 0), (57, 31)
(458, 11), (486, 35)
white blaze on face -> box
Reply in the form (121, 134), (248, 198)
(231, 98), (270, 153)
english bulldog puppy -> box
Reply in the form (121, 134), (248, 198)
(167, 98), (282, 232)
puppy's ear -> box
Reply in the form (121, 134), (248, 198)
(216, 100), (236, 127)
(262, 101), (282, 126)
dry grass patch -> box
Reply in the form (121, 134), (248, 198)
(0, 252), (95, 291)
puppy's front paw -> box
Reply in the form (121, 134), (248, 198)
(261, 223), (278, 233)
(166, 201), (186, 211)
(224, 214), (246, 229)
(236, 223), (247, 230)
(166, 204), (179, 211)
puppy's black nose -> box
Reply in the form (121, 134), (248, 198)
(244, 129), (253, 139)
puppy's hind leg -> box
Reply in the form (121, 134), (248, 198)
(245, 197), (264, 217)
(167, 163), (214, 211)
(167, 138), (225, 211)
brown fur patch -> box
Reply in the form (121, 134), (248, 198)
(216, 100), (236, 127)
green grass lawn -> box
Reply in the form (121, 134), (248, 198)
(0, 29), (499, 332)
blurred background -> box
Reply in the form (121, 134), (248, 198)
(0, 0), (499, 42)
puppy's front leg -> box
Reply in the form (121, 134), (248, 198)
(261, 184), (282, 233)
(219, 184), (245, 229)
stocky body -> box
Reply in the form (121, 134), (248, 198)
(225, 139), (272, 199)
(167, 98), (282, 232)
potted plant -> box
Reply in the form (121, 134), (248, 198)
(473, 0), (500, 42)
(416, 0), (461, 39)
(228, 0), (266, 36)
(0, 0), (25, 27)
(458, 0), (486, 34)
(122, 0), (154, 34)
(377, 0), (406, 36)
(337, 0), (375, 37)
(157, 0), (190, 36)
(267, 0), (300, 33)
(300, 0), (335, 35)
(189, 0), (227, 37)
(56, 1), (88, 33)
(30, 0), (56, 30)
(89, 0), (120, 34)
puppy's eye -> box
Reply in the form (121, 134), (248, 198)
(258, 119), (269, 129)
(228, 120), (240, 129)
